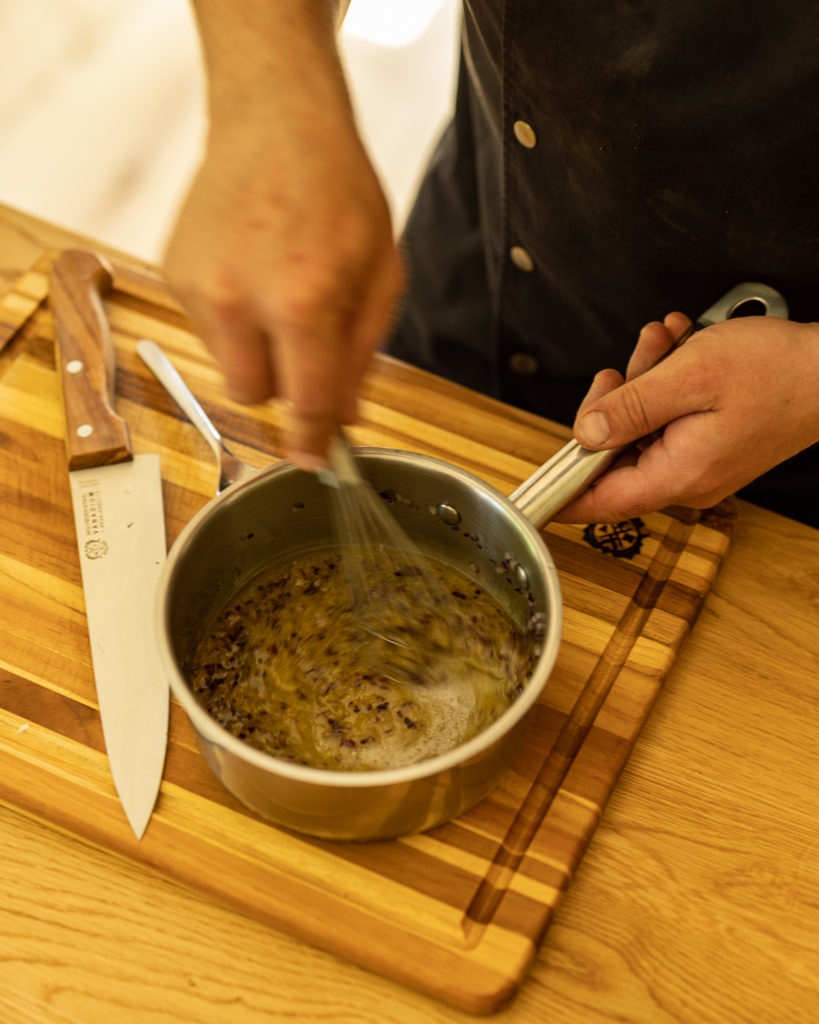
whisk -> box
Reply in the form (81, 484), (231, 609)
(319, 434), (458, 684)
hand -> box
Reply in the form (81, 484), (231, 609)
(555, 313), (819, 523)
(163, 4), (404, 469)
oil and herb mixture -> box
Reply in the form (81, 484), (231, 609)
(189, 547), (538, 771)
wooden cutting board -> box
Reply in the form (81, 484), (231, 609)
(0, 252), (736, 1015)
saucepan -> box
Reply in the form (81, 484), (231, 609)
(149, 282), (786, 841)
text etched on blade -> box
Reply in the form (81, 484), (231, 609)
(77, 477), (110, 559)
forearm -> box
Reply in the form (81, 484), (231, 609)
(188, 0), (354, 131)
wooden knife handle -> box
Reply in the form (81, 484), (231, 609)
(50, 249), (132, 470)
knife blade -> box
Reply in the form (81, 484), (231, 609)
(50, 249), (168, 840)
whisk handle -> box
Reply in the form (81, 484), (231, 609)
(318, 432), (363, 488)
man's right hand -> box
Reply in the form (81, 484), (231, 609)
(164, 0), (404, 469)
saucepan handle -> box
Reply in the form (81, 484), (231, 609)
(509, 281), (789, 527)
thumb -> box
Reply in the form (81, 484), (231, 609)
(574, 358), (697, 450)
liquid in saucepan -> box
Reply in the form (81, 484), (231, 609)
(188, 547), (538, 771)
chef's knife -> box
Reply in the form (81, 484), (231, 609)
(50, 249), (168, 840)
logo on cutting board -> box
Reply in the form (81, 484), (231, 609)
(583, 518), (648, 559)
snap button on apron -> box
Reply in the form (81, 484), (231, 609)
(509, 352), (540, 375)
(513, 120), (537, 148)
(509, 246), (534, 272)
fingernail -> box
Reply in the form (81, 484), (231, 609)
(577, 410), (611, 447)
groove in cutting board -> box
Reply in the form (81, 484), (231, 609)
(463, 508), (697, 936)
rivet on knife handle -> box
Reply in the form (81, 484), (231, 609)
(50, 249), (132, 470)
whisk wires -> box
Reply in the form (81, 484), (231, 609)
(319, 436), (455, 682)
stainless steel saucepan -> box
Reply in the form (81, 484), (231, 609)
(146, 282), (787, 841)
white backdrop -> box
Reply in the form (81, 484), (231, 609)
(0, 0), (460, 260)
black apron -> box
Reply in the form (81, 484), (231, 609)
(388, 1), (819, 526)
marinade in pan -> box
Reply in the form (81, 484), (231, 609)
(189, 547), (538, 771)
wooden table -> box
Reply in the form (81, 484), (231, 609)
(1, 203), (817, 1023)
